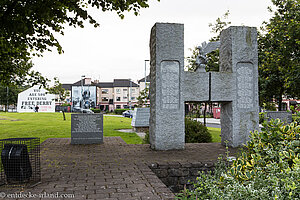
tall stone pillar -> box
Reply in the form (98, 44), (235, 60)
(219, 26), (259, 147)
(149, 23), (185, 150)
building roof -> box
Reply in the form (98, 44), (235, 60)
(95, 82), (114, 88)
(113, 79), (139, 87)
(62, 78), (139, 89)
(138, 75), (150, 83)
(62, 84), (73, 90)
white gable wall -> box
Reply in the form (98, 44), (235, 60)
(17, 85), (55, 112)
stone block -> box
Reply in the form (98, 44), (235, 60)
(183, 71), (209, 102)
(266, 111), (293, 124)
(71, 114), (103, 144)
(152, 169), (168, 178)
(168, 168), (189, 177)
(149, 23), (185, 150)
(131, 108), (150, 128)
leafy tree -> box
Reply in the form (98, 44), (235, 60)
(186, 10), (231, 72)
(136, 87), (149, 107)
(0, 0), (157, 86)
(258, 0), (300, 110)
(47, 77), (70, 120)
(0, 84), (28, 111)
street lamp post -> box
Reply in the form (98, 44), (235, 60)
(144, 60), (150, 107)
(6, 86), (8, 112)
(81, 75), (85, 113)
(129, 78), (132, 110)
(144, 60), (150, 90)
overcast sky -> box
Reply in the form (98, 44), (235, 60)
(32, 0), (273, 84)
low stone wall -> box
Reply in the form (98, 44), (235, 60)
(149, 161), (215, 193)
(133, 126), (149, 133)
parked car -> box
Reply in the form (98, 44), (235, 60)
(122, 110), (134, 118)
(72, 107), (94, 113)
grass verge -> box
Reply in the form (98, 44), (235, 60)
(0, 113), (221, 144)
(0, 113), (142, 144)
(207, 127), (221, 143)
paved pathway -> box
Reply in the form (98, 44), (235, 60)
(1, 138), (239, 200)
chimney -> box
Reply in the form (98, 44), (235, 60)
(84, 78), (92, 85)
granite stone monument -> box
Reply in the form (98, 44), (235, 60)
(71, 114), (103, 144)
(266, 111), (293, 124)
(149, 23), (259, 150)
(131, 108), (150, 132)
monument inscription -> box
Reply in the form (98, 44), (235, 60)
(236, 62), (254, 109)
(161, 61), (180, 110)
(71, 114), (103, 144)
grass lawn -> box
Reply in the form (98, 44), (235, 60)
(207, 127), (221, 143)
(0, 113), (221, 144)
(0, 113), (143, 144)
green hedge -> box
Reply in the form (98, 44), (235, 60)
(90, 108), (101, 113)
(177, 119), (300, 199)
(259, 112), (266, 124)
(185, 117), (212, 143)
(142, 118), (212, 144)
(114, 109), (129, 115)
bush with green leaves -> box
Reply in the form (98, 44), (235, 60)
(90, 108), (101, 113)
(185, 117), (212, 143)
(259, 112), (266, 124)
(142, 118), (212, 144)
(176, 119), (300, 200)
(114, 109), (129, 115)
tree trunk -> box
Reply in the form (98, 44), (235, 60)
(62, 111), (66, 121)
(277, 95), (283, 111)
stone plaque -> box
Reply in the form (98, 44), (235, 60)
(236, 62), (254, 109)
(266, 111), (293, 124)
(71, 114), (103, 144)
(161, 61), (180, 110)
(131, 108), (150, 127)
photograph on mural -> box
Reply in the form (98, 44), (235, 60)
(71, 86), (96, 111)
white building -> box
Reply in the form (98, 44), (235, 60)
(17, 85), (55, 112)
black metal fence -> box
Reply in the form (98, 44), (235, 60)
(0, 138), (40, 187)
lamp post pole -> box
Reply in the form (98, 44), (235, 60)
(81, 75), (85, 113)
(129, 78), (132, 110)
(144, 60), (149, 89)
(6, 86), (8, 112)
(144, 60), (150, 107)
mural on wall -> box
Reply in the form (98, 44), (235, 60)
(17, 85), (55, 112)
(71, 86), (96, 111)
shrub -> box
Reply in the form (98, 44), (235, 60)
(90, 108), (101, 113)
(114, 109), (129, 115)
(177, 119), (300, 200)
(141, 118), (212, 144)
(293, 110), (300, 124)
(185, 117), (212, 143)
(143, 131), (150, 144)
(259, 112), (266, 124)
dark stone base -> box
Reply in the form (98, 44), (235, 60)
(149, 161), (215, 193)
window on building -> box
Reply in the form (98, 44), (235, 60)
(102, 97), (108, 102)
(116, 89), (121, 94)
(131, 97), (135, 100)
(116, 97), (121, 101)
(116, 105), (121, 109)
(123, 96), (127, 99)
(123, 89), (127, 92)
(102, 89), (108, 94)
(131, 89), (135, 93)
